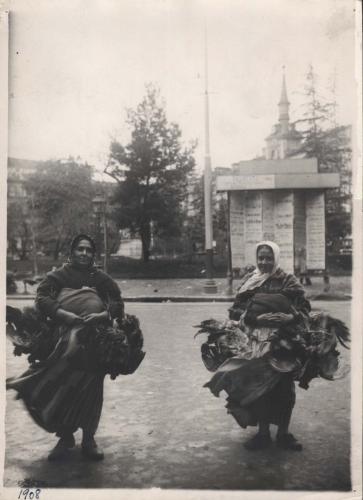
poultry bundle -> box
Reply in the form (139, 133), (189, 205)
(6, 305), (145, 379)
(195, 311), (350, 389)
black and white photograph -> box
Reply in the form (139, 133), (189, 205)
(1, 0), (361, 498)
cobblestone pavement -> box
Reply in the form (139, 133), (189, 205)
(4, 301), (352, 491)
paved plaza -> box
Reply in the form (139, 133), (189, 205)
(4, 301), (351, 491)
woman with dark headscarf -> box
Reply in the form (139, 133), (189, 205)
(7, 234), (126, 461)
(203, 241), (311, 451)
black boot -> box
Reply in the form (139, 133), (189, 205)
(244, 432), (272, 450)
(276, 433), (303, 451)
(82, 435), (104, 461)
(48, 434), (75, 461)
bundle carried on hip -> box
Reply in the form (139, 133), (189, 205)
(194, 293), (349, 389)
(6, 292), (145, 380)
(80, 314), (145, 379)
(6, 305), (59, 364)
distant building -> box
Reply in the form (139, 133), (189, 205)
(7, 158), (41, 258)
(115, 237), (142, 259)
(262, 73), (303, 160)
(214, 166), (231, 208)
(7, 157), (40, 201)
(216, 72), (340, 273)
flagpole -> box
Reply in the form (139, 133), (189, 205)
(203, 20), (217, 294)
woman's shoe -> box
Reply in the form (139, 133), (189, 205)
(63, 434), (76, 448)
(82, 437), (104, 461)
(48, 436), (75, 461)
(276, 433), (303, 451)
(244, 433), (272, 450)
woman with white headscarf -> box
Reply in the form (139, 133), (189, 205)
(229, 240), (310, 322)
(204, 241), (311, 451)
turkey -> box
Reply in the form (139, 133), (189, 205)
(6, 305), (58, 363)
(195, 311), (350, 389)
(6, 305), (145, 379)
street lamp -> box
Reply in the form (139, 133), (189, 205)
(92, 194), (108, 273)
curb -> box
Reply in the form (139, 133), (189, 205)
(308, 293), (352, 301)
(6, 294), (235, 303)
(125, 296), (234, 303)
(6, 294), (351, 303)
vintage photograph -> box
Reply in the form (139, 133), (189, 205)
(2, 0), (360, 496)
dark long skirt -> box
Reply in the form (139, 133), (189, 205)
(204, 356), (295, 428)
(7, 325), (105, 437)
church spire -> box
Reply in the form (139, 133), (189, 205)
(278, 66), (289, 133)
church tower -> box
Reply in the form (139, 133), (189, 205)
(264, 69), (302, 160)
(278, 69), (290, 134)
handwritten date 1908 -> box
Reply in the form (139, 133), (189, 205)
(18, 489), (41, 500)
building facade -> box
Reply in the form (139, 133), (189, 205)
(263, 73), (303, 160)
(216, 74), (340, 273)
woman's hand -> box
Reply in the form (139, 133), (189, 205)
(223, 319), (240, 329)
(256, 312), (294, 326)
(83, 311), (108, 326)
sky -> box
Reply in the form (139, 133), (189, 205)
(6, 0), (357, 177)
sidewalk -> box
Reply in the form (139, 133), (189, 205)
(8, 276), (352, 302)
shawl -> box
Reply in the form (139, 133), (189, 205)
(57, 287), (105, 316)
(238, 241), (281, 294)
(35, 263), (124, 320)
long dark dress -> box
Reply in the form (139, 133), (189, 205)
(205, 268), (310, 429)
(7, 263), (124, 438)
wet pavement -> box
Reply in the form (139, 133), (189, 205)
(4, 301), (351, 491)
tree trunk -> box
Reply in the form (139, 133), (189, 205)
(140, 222), (151, 263)
(9, 239), (18, 259)
(52, 235), (63, 261)
(20, 236), (28, 260)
